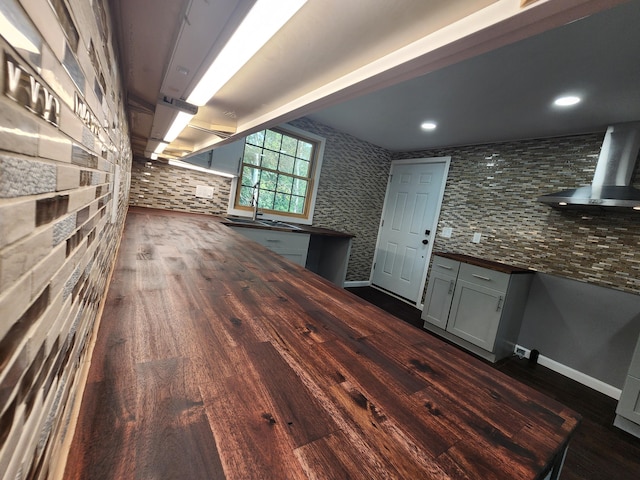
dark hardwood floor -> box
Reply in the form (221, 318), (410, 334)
(347, 286), (640, 480)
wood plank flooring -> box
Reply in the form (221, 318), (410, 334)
(347, 286), (640, 480)
(65, 208), (579, 479)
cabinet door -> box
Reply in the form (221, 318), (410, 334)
(617, 376), (640, 424)
(422, 271), (457, 329)
(183, 140), (244, 176)
(210, 140), (244, 175)
(230, 227), (310, 266)
(447, 279), (504, 351)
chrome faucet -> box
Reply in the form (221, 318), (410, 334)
(251, 181), (260, 220)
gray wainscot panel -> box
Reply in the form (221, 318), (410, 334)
(518, 273), (640, 389)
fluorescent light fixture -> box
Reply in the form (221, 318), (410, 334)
(164, 111), (194, 143)
(154, 142), (168, 154)
(421, 121), (437, 131)
(187, 0), (307, 106)
(633, 206), (640, 211)
(558, 202), (568, 206)
(168, 159), (236, 178)
(150, 153), (158, 160)
(553, 95), (581, 107)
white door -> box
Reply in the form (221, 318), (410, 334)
(372, 159), (448, 302)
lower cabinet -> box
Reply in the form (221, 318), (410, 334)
(230, 227), (310, 266)
(423, 256), (459, 329)
(422, 254), (533, 362)
(615, 336), (640, 437)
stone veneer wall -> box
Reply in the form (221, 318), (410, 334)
(289, 117), (392, 281)
(392, 133), (640, 296)
(0, 1), (131, 479)
(129, 157), (231, 215)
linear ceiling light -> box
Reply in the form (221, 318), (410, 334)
(164, 111), (195, 143)
(186, 0), (308, 107)
(154, 142), (169, 154)
(168, 159), (236, 178)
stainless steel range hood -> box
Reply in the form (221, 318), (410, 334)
(538, 122), (640, 211)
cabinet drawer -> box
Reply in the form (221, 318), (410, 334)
(431, 256), (460, 276)
(458, 263), (509, 292)
(235, 228), (309, 250)
(231, 227), (310, 266)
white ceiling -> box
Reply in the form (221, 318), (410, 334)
(308, 0), (640, 151)
(111, 0), (639, 158)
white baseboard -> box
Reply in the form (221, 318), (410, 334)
(344, 280), (371, 288)
(514, 345), (621, 399)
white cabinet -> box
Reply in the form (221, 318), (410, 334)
(230, 227), (310, 266)
(185, 139), (244, 176)
(423, 256), (459, 329)
(615, 336), (640, 437)
(422, 254), (533, 362)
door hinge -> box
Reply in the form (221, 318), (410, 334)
(373, 262), (376, 269)
(381, 219), (384, 227)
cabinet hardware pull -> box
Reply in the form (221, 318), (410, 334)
(437, 264), (452, 270)
(472, 273), (491, 281)
(496, 296), (504, 311)
(448, 280), (454, 294)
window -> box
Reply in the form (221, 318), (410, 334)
(229, 125), (324, 223)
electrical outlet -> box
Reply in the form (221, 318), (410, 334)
(195, 185), (214, 199)
(514, 345), (531, 359)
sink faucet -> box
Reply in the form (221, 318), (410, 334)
(251, 181), (261, 220)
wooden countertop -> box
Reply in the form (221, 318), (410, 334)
(220, 216), (355, 238)
(434, 252), (534, 274)
(65, 207), (579, 480)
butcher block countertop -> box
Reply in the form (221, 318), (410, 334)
(220, 215), (355, 237)
(65, 207), (580, 480)
(434, 252), (534, 274)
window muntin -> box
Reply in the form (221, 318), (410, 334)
(236, 128), (316, 217)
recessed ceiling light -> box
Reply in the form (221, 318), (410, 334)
(421, 121), (437, 131)
(553, 95), (581, 107)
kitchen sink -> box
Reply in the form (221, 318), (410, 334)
(224, 217), (303, 230)
(224, 217), (257, 224)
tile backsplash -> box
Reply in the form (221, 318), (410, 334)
(392, 133), (640, 295)
(289, 118), (392, 281)
(129, 158), (231, 215)
(0, 0), (131, 478)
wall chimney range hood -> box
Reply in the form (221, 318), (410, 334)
(538, 122), (640, 211)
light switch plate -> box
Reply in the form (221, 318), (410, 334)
(472, 232), (481, 243)
(441, 227), (452, 238)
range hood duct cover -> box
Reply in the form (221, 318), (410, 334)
(538, 122), (640, 210)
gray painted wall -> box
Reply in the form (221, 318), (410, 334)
(519, 273), (640, 388)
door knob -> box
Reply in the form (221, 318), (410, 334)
(422, 239), (429, 245)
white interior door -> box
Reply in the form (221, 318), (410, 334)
(372, 159), (448, 302)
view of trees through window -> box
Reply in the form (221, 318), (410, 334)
(237, 128), (315, 216)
